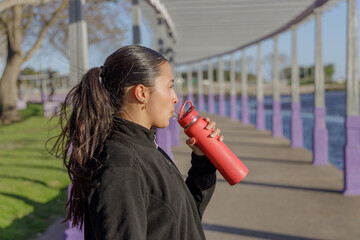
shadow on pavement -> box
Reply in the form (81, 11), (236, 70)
(203, 223), (324, 240)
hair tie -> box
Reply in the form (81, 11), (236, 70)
(99, 66), (105, 78)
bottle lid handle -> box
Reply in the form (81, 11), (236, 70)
(178, 100), (194, 120)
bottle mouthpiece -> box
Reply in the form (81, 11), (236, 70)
(172, 112), (179, 120)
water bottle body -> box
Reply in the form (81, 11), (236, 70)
(184, 116), (249, 185)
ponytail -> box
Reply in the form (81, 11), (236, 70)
(51, 67), (113, 228)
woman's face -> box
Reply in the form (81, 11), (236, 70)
(147, 62), (178, 128)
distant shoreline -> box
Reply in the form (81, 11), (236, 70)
(253, 82), (346, 96)
(183, 83), (347, 97)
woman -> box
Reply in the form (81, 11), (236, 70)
(53, 45), (223, 239)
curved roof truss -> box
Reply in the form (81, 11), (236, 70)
(141, 0), (343, 65)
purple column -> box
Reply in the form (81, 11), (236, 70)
(41, 78), (47, 103)
(256, 100), (265, 130)
(219, 93), (226, 116)
(64, 184), (84, 240)
(53, 93), (57, 102)
(198, 93), (205, 112)
(207, 59), (215, 114)
(208, 93), (215, 114)
(229, 53), (237, 120)
(51, 92), (56, 102)
(57, 93), (62, 103)
(313, 107), (328, 165)
(241, 95), (249, 124)
(43, 101), (60, 117)
(217, 56), (225, 116)
(343, 116), (360, 195)
(186, 64), (193, 104)
(156, 127), (174, 160)
(170, 96), (180, 148)
(272, 100), (283, 137)
(41, 92), (47, 103)
(171, 93), (183, 147)
(16, 99), (27, 110)
(169, 118), (180, 147)
(169, 92), (184, 146)
(291, 102), (303, 148)
(30, 87), (35, 103)
(30, 92), (35, 103)
(230, 94), (237, 120)
(177, 92), (184, 109)
(187, 92), (193, 104)
(343, 0), (359, 195)
(197, 62), (205, 112)
(30, 81), (35, 103)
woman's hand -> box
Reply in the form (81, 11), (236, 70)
(186, 117), (224, 156)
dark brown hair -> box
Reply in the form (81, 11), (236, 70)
(50, 45), (167, 228)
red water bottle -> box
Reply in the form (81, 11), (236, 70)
(177, 100), (249, 185)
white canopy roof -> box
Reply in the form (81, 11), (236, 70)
(141, 0), (343, 65)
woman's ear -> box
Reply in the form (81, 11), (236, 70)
(133, 84), (150, 103)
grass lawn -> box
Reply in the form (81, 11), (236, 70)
(0, 103), (70, 240)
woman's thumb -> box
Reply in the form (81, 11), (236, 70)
(186, 138), (196, 146)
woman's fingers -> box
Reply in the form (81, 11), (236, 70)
(210, 128), (221, 137)
(204, 118), (216, 130)
(203, 117), (224, 141)
(219, 135), (224, 142)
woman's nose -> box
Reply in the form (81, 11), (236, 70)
(172, 90), (178, 104)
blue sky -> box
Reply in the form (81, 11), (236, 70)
(22, 0), (358, 81)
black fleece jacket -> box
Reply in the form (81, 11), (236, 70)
(84, 118), (217, 240)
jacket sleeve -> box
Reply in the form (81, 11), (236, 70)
(185, 152), (217, 219)
(87, 165), (147, 240)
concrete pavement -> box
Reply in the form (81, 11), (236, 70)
(37, 113), (360, 240)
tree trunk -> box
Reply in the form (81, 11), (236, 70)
(0, 54), (23, 124)
(0, 4), (23, 124)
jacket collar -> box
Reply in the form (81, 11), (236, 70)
(111, 117), (158, 148)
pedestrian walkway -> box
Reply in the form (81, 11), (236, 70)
(173, 113), (360, 240)
(37, 114), (360, 240)
(35, 219), (67, 240)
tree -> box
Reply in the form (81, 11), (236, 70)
(324, 64), (335, 82)
(281, 67), (291, 83)
(21, 66), (39, 75)
(47, 0), (128, 59)
(0, 0), (128, 124)
(0, 0), (68, 124)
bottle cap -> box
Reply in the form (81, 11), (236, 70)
(177, 100), (198, 128)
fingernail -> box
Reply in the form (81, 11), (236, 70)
(190, 139), (195, 144)
(210, 133), (215, 137)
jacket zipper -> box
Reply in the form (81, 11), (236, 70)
(153, 134), (159, 149)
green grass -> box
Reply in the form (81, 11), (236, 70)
(0, 103), (70, 240)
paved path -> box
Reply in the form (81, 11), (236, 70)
(37, 114), (360, 240)
(35, 219), (67, 240)
(173, 114), (360, 240)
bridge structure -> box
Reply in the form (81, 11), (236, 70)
(134, 0), (359, 196)
(35, 0), (359, 239)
